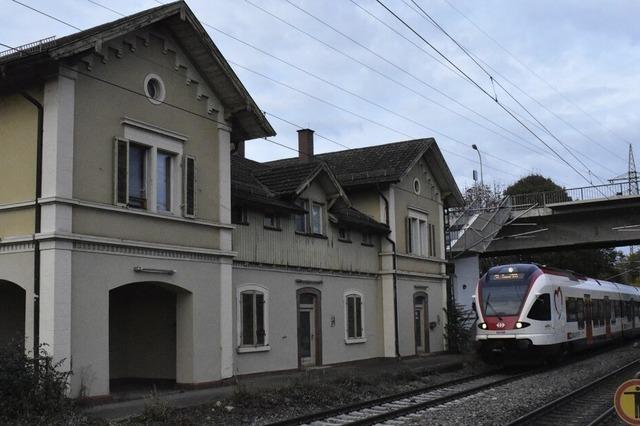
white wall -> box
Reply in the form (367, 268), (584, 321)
(453, 255), (480, 310)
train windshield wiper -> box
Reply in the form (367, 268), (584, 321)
(484, 294), (503, 321)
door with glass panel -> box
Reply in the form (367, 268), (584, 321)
(298, 293), (317, 366)
(414, 293), (429, 354)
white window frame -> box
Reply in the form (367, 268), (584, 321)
(236, 284), (270, 353)
(311, 202), (324, 235)
(120, 121), (184, 215)
(408, 210), (429, 257)
(344, 290), (366, 344)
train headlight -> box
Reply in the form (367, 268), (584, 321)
(478, 323), (487, 330)
(515, 322), (522, 329)
(515, 321), (531, 329)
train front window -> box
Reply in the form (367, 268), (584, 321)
(481, 266), (536, 317)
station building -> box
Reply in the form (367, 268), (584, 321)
(0, 1), (463, 398)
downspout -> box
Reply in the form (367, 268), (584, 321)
(21, 91), (43, 357)
(378, 187), (400, 358)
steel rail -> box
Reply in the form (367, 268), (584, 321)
(266, 370), (503, 426)
(506, 358), (640, 425)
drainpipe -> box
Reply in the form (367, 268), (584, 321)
(21, 91), (43, 357)
(377, 187), (400, 358)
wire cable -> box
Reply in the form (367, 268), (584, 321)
(375, 0), (603, 192)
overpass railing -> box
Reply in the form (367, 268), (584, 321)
(510, 180), (639, 210)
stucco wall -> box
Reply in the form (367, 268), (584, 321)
(347, 190), (381, 223)
(393, 158), (444, 259)
(396, 277), (446, 356)
(232, 266), (382, 375)
(70, 249), (225, 397)
(453, 255), (480, 311)
(72, 206), (220, 249)
(72, 26), (224, 239)
(0, 90), (40, 238)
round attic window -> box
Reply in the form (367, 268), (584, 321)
(144, 74), (165, 104)
(413, 178), (421, 194)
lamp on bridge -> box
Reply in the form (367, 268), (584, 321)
(472, 144), (484, 188)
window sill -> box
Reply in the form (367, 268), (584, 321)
(295, 232), (328, 240)
(237, 345), (271, 354)
(344, 338), (367, 345)
(263, 226), (282, 231)
(338, 238), (352, 243)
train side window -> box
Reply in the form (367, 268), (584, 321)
(627, 301), (633, 322)
(613, 300), (620, 319)
(527, 293), (551, 321)
(595, 300), (603, 326)
(576, 298), (585, 329)
(566, 297), (577, 322)
(621, 301), (626, 320)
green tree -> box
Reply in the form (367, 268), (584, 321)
(504, 174), (570, 206)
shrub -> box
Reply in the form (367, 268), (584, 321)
(0, 342), (73, 424)
(443, 304), (474, 353)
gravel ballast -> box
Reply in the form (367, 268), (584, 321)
(405, 343), (639, 425)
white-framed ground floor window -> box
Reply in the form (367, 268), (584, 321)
(344, 291), (366, 344)
(237, 285), (270, 353)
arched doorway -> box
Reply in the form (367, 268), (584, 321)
(414, 292), (430, 354)
(0, 280), (26, 350)
(297, 288), (322, 367)
(109, 282), (190, 391)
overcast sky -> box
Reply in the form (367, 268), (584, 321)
(2, 0), (639, 192)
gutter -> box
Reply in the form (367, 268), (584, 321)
(21, 91), (43, 356)
(378, 187), (400, 358)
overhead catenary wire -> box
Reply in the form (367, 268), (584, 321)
(277, 0), (566, 162)
(403, 0), (615, 181)
(403, 0), (609, 185)
(12, 0), (522, 179)
(374, 0), (605, 193)
(7, 0), (528, 181)
(442, 0), (632, 155)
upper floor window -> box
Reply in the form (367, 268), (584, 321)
(338, 227), (350, 242)
(345, 292), (365, 343)
(263, 213), (280, 230)
(115, 138), (191, 215)
(407, 210), (428, 257)
(157, 150), (172, 211)
(128, 143), (148, 209)
(144, 74), (166, 104)
(232, 206), (248, 225)
(311, 202), (324, 235)
(294, 199), (309, 233)
(237, 285), (269, 352)
(361, 231), (373, 246)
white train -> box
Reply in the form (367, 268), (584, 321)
(474, 263), (640, 360)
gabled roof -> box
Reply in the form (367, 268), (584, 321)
(231, 155), (387, 233)
(266, 138), (464, 207)
(0, 1), (275, 142)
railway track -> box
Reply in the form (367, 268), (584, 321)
(506, 359), (640, 426)
(268, 370), (534, 426)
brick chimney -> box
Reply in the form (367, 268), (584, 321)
(298, 128), (314, 162)
(233, 140), (245, 158)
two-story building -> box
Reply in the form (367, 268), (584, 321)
(0, 1), (463, 399)
(0, 2), (274, 398)
(230, 129), (463, 375)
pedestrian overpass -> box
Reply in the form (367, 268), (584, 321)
(448, 180), (640, 257)
(447, 180), (640, 310)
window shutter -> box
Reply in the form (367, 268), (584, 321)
(183, 155), (196, 217)
(406, 217), (412, 253)
(114, 138), (128, 205)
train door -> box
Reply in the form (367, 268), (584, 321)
(584, 294), (593, 345)
(604, 296), (611, 338)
